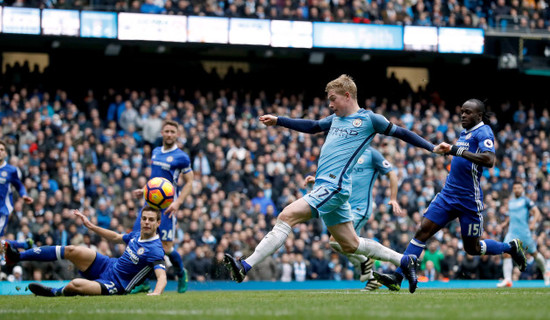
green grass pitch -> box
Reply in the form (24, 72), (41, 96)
(2, 289), (549, 320)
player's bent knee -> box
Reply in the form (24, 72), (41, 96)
(63, 245), (78, 257)
(464, 245), (481, 255)
(338, 241), (358, 253)
(278, 209), (310, 226)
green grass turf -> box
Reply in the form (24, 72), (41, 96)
(1, 288), (549, 320)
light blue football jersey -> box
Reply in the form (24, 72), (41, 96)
(314, 109), (394, 191)
(441, 122), (495, 212)
(506, 196), (535, 237)
(349, 147), (392, 227)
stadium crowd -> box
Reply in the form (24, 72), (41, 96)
(2, 0), (550, 32)
(0, 63), (549, 286)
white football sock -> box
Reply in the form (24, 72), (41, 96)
(535, 252), (547, 275)
(503, 257), (513, 282)
(354, 238), (402, 266)
(330, 241), (367, 267)
(244, 220), (291, 267)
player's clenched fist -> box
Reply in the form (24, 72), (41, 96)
(259, 115), (278, 126)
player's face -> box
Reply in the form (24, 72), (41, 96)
(0, 144), (6, 162)
(161, 124), (178, 147)
(460, 102), (482, 129)
(140, 211), (161, 238)
(327, 90), (350, 117)
(512, 184), (524, 197)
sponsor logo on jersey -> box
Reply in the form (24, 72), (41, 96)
(137, 247), (145, 255)
(328, 127), (359, 138)
(456, 141), (470, 147)
(352, 119), (362, 127)
(357, 157), (364, 164)
(166, 156), (173, 163)
(0, 178), (6, 184)
(33, 248), (42, 254)
(153, 161), (171, 171)
(484, 139), (494, 148)
(126, 246), (140, 264)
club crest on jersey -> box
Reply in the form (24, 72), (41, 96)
(357, 157), (364, 164)
(137, 248), (145, 255)
(484, 139), (494, 148)
(166, 156), (173, 163)
(1, 171), (7, 177)
(352, 119), (362, 127)
(465, 133), (472, 140)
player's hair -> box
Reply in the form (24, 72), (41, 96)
(466, 98), (493, 123)
(0, 140), (7, 150)
(512, 180), (524, 187)
(325, 74), (357, 101)
(142, 206), (162, 221)
(162, 120), (179, 130)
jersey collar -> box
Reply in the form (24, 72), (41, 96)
(464, 121), (484, 134)
(161, 145), (178, 153)
(0, 161), (6, 168)
(138, 234), (160, 242)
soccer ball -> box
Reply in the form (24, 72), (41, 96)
(143, 177), (174, 210)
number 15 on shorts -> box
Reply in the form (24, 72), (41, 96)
(467, 223), (482, 237)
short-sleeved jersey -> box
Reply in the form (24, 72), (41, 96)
(114, 232), (165, 292)
(506, 196), (535, 236)
(442, 122), (495, 212)
(315, 109), (393, 191)
(151, 145), (191, 198)
(0, 161), (27, 215)
(349, 147), (392, 217)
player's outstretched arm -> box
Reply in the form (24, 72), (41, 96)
(386, 171), (402, 216)
(73, 209), (124, 244)
(259, 114), (325, 134)
(447, 148), (495, 167)
(387, 125), (436, 153)
(148, 268), (167, 296)
(165, 170), (194, 218)
(370, 113), (436, 153)
(11, 173), (34, 204)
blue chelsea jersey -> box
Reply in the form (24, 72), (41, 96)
(442, 122), (495, 212)
(151, 145), (191, 197)
(315, 109), (394, 191)
(0, 161), (27, 215)
(114, 232), (165, 292)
